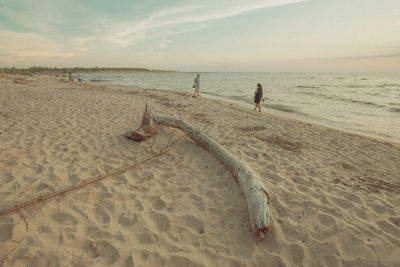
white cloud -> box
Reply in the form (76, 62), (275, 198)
(158, 40), (172, 48)
(0, 0), (308, 67)
(0, 0), (306, 49)
(103, 0), (306, 48)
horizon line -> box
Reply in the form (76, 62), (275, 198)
(1, 66), (399, 74)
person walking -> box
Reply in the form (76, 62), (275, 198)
(252, 83), (264, 112)
(193, 74), (200, 97)
(68, 72), (74, 82)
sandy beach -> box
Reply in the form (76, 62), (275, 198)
(1, 73), (399, 267)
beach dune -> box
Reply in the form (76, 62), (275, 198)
(1, 74), (399, 266)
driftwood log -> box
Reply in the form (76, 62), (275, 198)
(153, 115), (272, 240)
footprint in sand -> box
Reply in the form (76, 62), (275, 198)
(114, 174), (128, 185)
(76, 239), (99, 259)
(52, 212), (78, 226)
(0, 217), (14, 242)
(317, 213), (336, 226)
(328, 196), (354, 210)
(135, 199), (144, 211)
(118, 212), (138, 227)
(34, 165), (44, 175)
(281, 243), (305, 265)
(243, 150), (259, 159)
(205, 190), (219, 205)
(36, 182), (54, 192)
(143, 170), (154, 181)
(137, 250), (164, 266)
(95, 240), (120, 265)
(68, 174), (80, 183)
(151, 197), (167, 210)
(29, 252), (61, 267)
(167, 256), (204, 267)
(190, 193), (205, 211)
(180, 215), (204, 234)
(95, 206), (110, 224)
(150, 212), (170, 231)
(2, 173), (14, 183)
(264, 171), (282, 183)
(179, 186), (192, 193)
(135, 230), (159, 245)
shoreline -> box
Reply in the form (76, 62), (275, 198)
(81, 75), (400, 146)
(199, 91), (400, 146)
(1, 74), (399, 266)
(80, 71), (400, 145)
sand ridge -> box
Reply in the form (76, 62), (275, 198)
(0, 74), (400, 266)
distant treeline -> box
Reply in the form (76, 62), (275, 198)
(0, 66), (174, 75)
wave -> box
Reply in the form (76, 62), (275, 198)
(298, 91), (319, 96)
(343, 85), (365, 88)
(348, 99), (379, 106)
(366, 92), (382, 96)
(296, 91), (383, 108)
(204, 91), (222, 97)
(387, 102), (400, 106)
(268, 104), (304, 115)
(293, 85), (320, 89)
(318, 94), (389, 109)
(378, 84), (400, 88)
(389, 107), (400, 113)
(91, 79), (111, 82)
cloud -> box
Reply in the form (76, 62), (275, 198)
(321, 53), (400, 61)
(104, 0), (306, 47)
(158, 40), (172, 48)
(0, 0), (307, 66)
(1, 0), (306, 48)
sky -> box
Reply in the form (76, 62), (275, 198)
(0, 0), (399, 72)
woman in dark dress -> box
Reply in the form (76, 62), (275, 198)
(253, 83), (264, 112)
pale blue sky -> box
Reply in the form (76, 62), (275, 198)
(0, 0), (399, 72)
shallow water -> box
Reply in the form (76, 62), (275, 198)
(85, 72), (400, 142)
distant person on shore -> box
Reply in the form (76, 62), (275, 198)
(68, 72), (74, 83)
(77, 73), (83, 83)
(193, 74), (200, 97)
(252, 83), (264, 112)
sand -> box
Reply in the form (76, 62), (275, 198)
(0, 74), (399, 267)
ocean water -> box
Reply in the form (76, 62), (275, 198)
(85, 72), (400, 142)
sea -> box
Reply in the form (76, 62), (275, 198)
(84, 72), (400, 143)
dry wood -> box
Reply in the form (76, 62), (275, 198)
(153, 115), (272, 240)
(125, 102), (156, 142)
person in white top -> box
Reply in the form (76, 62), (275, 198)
(193, 74), (200, 97)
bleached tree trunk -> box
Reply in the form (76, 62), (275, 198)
(153, 115), (272, 240)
